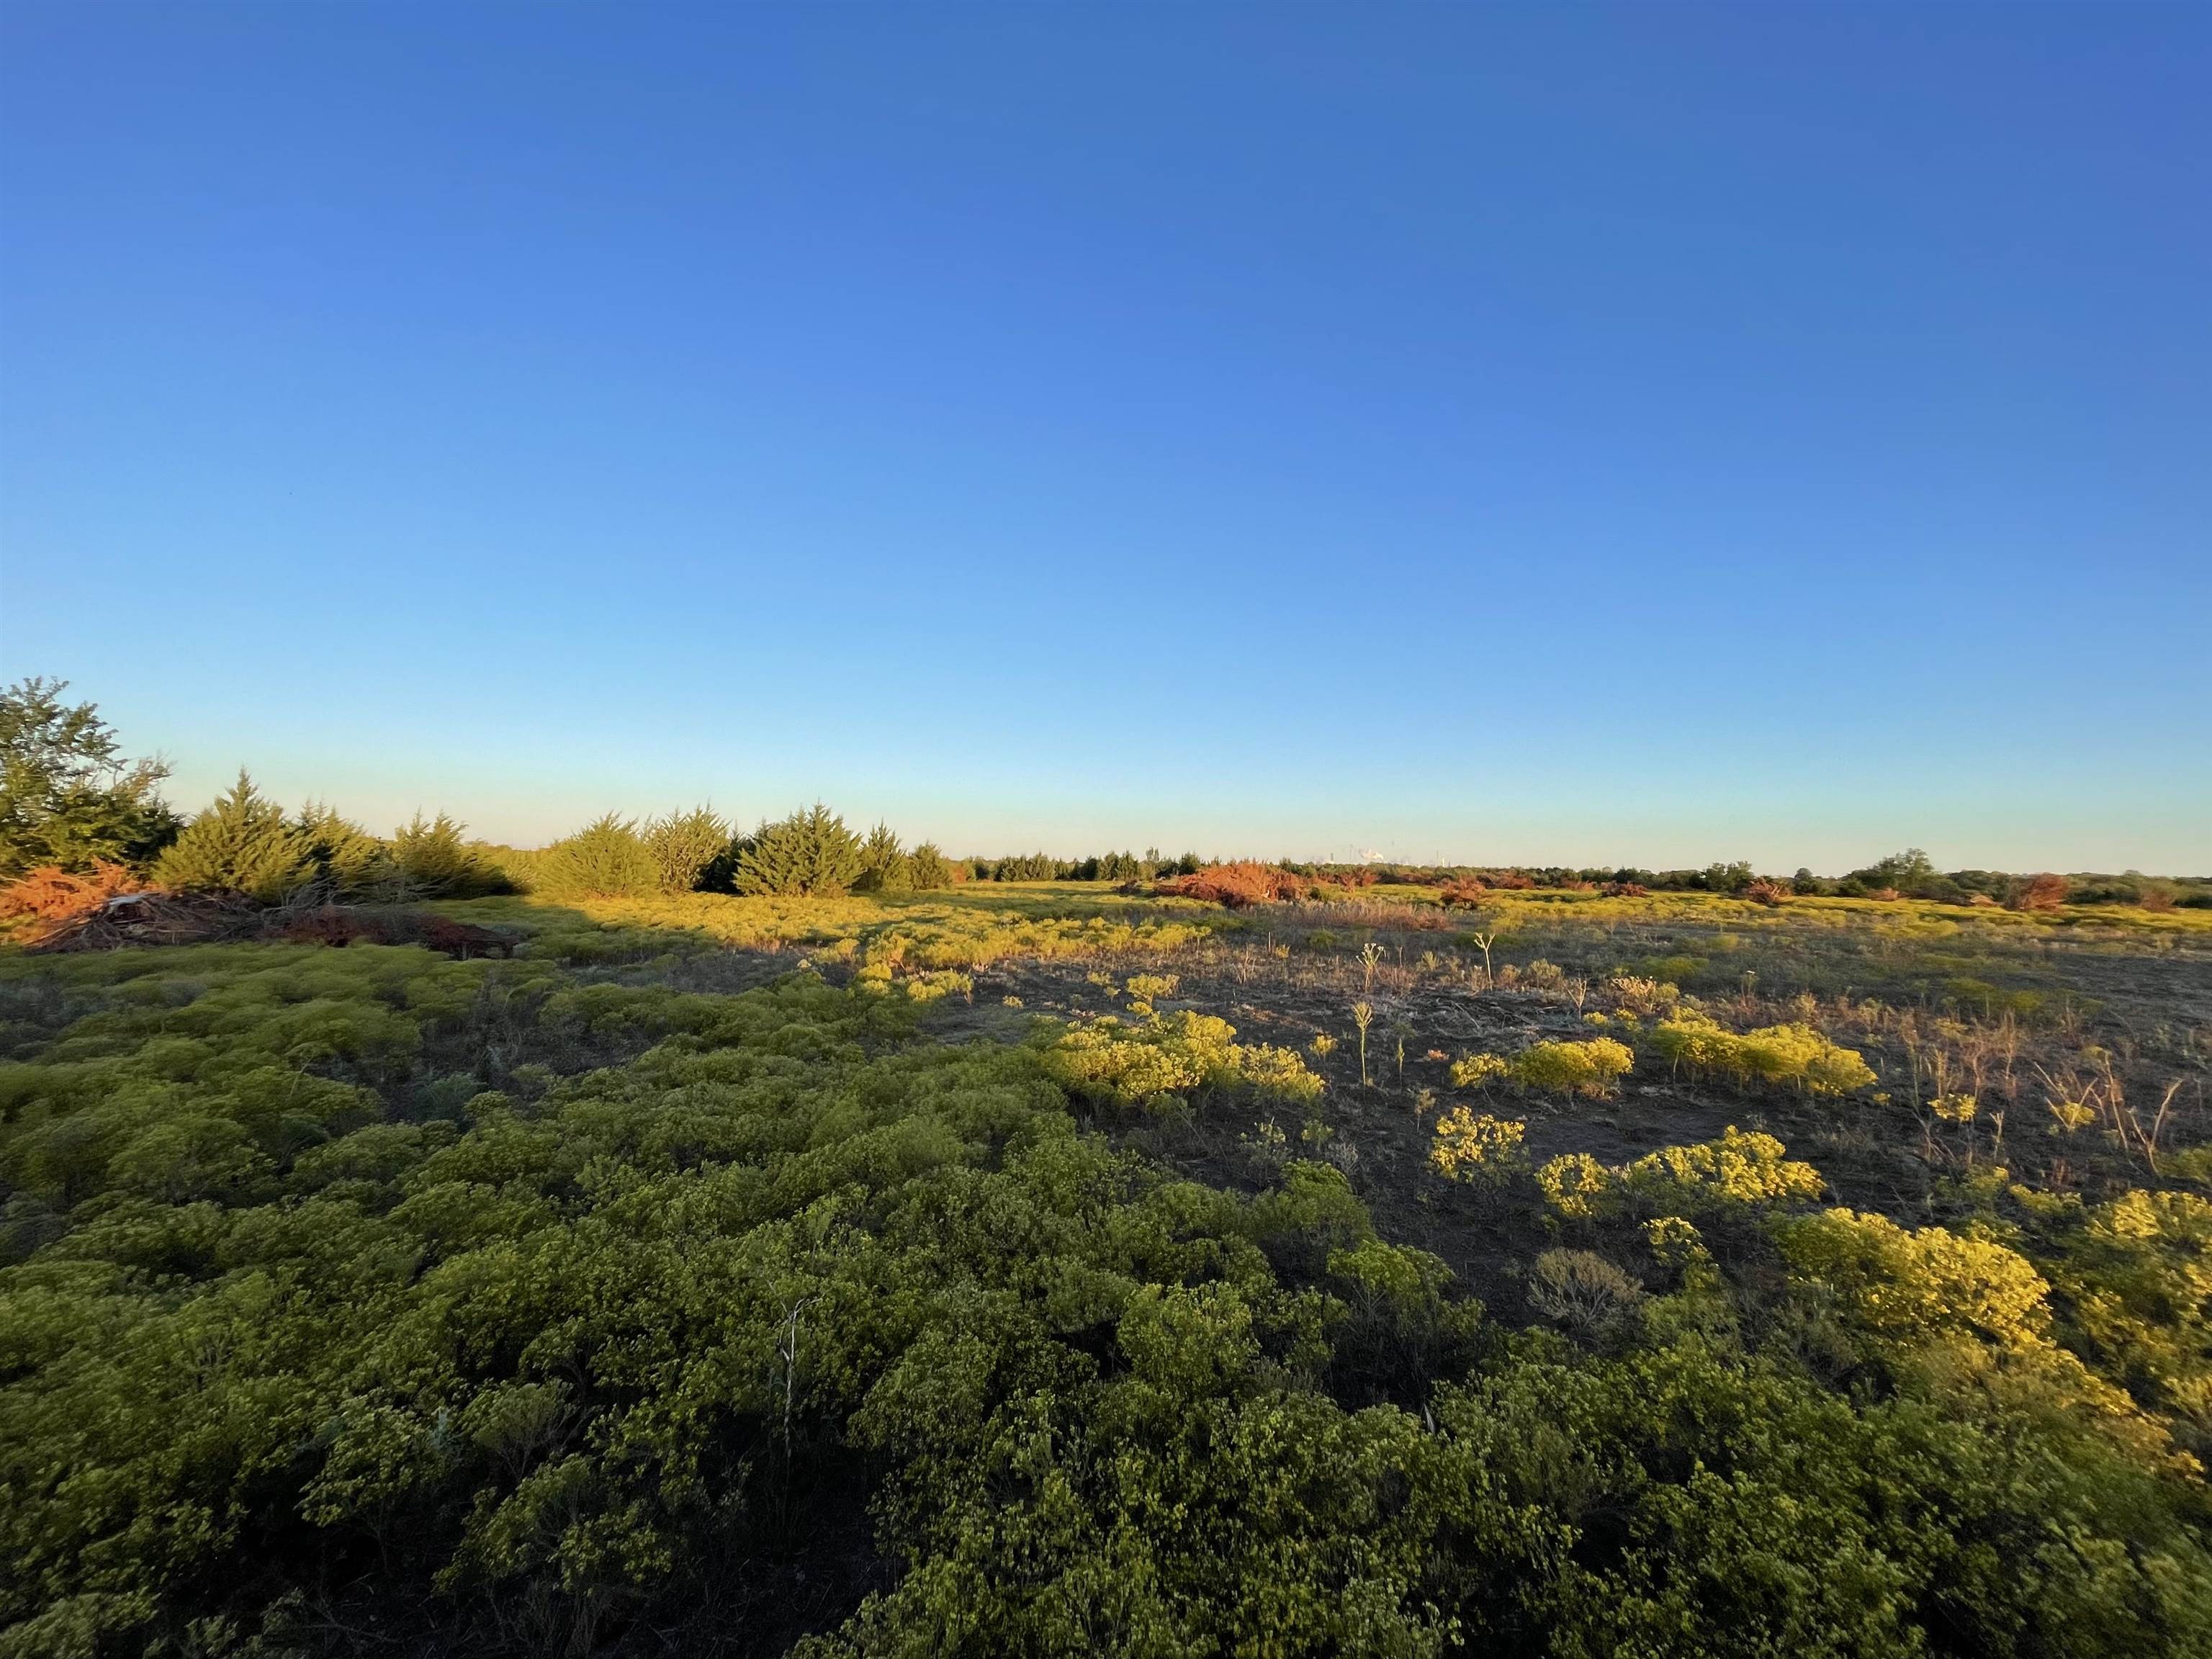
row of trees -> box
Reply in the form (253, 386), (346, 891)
(517, 805), (964, 901)
(6, 682), (2200, 911)
(974, 849), (1205, 882)
(0, 683), (1210, 909)
(1297, 852), (2208, 911)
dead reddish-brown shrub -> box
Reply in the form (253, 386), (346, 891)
(1315, 866), (1380, 889)
(416, 916), (517, 958)
(0, 863), (142, 939)
(1156, 862), (1303, 910)
(1601, 881), (1648, 898)
(273, 904), (518, 958)
(1743, 878), (1789, 908)
(2139, 887), (2177, 913)
(1866, 887), (1902, 902)
(1439, 879), (1489, 909)
(1487, 871), (1537, 891)
(276, 907), (383, 948)
(2007, 873), (2070, 912)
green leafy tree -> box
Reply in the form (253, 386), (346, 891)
(734, 804), (863, 896)
(0, 677), (178, 877)
(853, 822), (912, 894)
(1841, 848), (1941, 897)
(155, 772), (313, 901)
(1701, 859), (1755, 894)
(642, 806), (729, 895)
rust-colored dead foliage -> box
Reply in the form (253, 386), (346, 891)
(2008, 873), (2071, 912)
(1318, 867), (1381, 889)
(274, 905), (517, 958)
(1743, 878), (1790, 907)
(0, 862), (143, 940)
(1156, 862), (1305, 910)
(1439, 879), (1490, 909)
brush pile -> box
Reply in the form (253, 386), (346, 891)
(2, 866), (517, 958)
(14, 884), (261, 951)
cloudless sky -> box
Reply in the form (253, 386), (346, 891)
(2, 3), (2207, 871)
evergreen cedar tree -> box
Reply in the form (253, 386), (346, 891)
(735, 804), (867, 897)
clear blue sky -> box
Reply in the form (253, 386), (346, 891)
(3, 4), (2206, 872)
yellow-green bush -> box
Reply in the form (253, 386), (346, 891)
(1428, 1108), (1526, 1182)
(1509, 1037), (1633, 1097)
(6, 896), (2212, 1658)
(1041, 1010), (1322, 1110)
(1536, 1128), (1823, 1221)
(1535, 1151), (1613, 1220)
(1447, 1051), (1506, 1089)
(1650, 1011), (1875, 1095)
(1780, 1207), (2054, 1354)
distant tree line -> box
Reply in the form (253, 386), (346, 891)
(1287, 851), (2209, 912)
(4, 680), (2203, 912)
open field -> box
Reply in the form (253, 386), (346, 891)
(4, 691), (2210, 1657)
(12, 866), (2208, 1654)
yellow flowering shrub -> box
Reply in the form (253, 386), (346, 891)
(1043, 1010), (1323, 1109)
(1510, 1037), (1633, 1097)
(1428, 1108), (1527, 1182)
(1651, 1012), (1874, 1095)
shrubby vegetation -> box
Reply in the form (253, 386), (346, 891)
(1043, 1008), (1322, 1110)
(1537, 1127), (1826, 1220)
(3, 927), (2207, 1657)
(1649, 1010), (1878, 1095)
(6, 683), (2212, 1656)
(644, 806), (731, 895)
(1509, 1035), (1635, 1097)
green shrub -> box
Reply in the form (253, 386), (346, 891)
(1537, 1128), (1824, 1220)
(387, 811), (507, 898)
(1650, 1012), (1875, 1095)
(537, 813), (659, 899)
(2044, 1190), (2212, 1456)
(1043, 1010), (1322, 1109)
(4, 933), (2209, 1658)
(1536, 1151), (1614, 1219)
(642, 806), (729, 895)
(908, 842), (956, 890)
(1510, 1037), (1633, 1097)
(1428, 1108), (1526, 1182)
(1448, 1052), (1507, 1089)
(297, 802), (387, 896)
(853, 822), (912, 894)
(1618, 1126), (1825, 1213)
(735, 804), (864, 896)
(154, 772), (312, 902)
